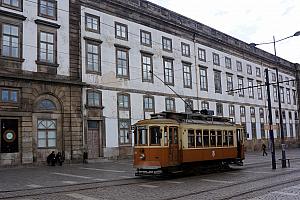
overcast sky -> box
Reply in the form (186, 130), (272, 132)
(148, 0), (300, 64)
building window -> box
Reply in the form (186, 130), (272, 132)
(163, 58), (174, 85)
(286, 89), (291, 104)
(292, 90), (296, 105)
(214, 70), (222, 94)
(273, 86), (278, 102)
(289, 111), (292, 120)
(216, 103), (223, 116)
(118, 94), (129, 109)
(0, 88), (18, 103)
(85, 13), (100, 33)
(181, 42), (190, 57)
(199, 67), (208, 91)
(1, 0), (22, 10)
(37, 99), (56, 110)
(116, 47), (129, 78)
(213, 53), (220, 66)
(37, 119), (56, 148)
(250, 107), (255, 117)
(38, 29), (56, 64)
(141, 53), (153, 82)
(198, 48), (206, 61)
(144, 96), (154, 111)
(275, 110), (279, 119)
(251, 122), (257, 139)
(115, 22), (128, 40)
(162, 36), (172, 52)
(279, 75), (283, 83)
(257, 81), (263, 100)
(140, 30), (152, 46)
(282, 111), (286, 119)
(280, 87), (284, 103)
(247, 64), (252, 75)
(240, 106), (245, 116)
(201, 101), (209, 110)
(87, 90), (101, 107)
(248, 79), (254, 98)
(295, 112), (298, 120)
(38, 0), (57, 20)
(185, 99), (193, 112)
(272, 73), (276, 82)
(292, 80), (295, 87)
(229, 105), (235, 116)
(165, 98), (175, 112)
(183, 63), (192, 88)
(285, 77), (289, 85)
(225, 57), (231, 69)
(290, 124), (294, 138)
(236, 61), (242, 72)
(1, 23), (20, 58)
(86, 41), (101, 73)
(256, 67), (261, 77)
(259, 108), (264, 118)
(238, 76), (244, 97)
(261, 123), (265, 138)
(119, 119), (131, 145)
(226, 73), (233, 95)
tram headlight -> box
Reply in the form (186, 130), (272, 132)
(139, 153), (145, 160)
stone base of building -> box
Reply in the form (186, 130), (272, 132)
(245, 138), (299, 152)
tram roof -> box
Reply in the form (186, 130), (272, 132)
(134, 118), (179, 125)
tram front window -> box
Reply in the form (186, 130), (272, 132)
(150, 126), (161, 145)
(138, 127), (148, 146)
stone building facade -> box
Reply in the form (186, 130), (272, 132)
(72, 0), (299, 159)
(0, 0), (83, 165)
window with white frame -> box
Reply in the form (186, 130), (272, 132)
(37, 119), (56, 148)
(119, 119), (131, 145)
(181, 42), (190, 57)
(87, 90), (101, 107)
(86, 41), (101, 73)
(143, 96), (154, 111)
(140, 30), (152, 46)
(38, 0), (57, 20)
(229, 105), (235, 116)
(247, 64), (252, 75)
(198, 48), (206, 61)
(200, 67), (208, 91)
(141, 53), (153, 82)
(212, 53), (220, 66)
(256, 67), (261, 77)
(238, 76), (244, 97)
(183, 62), (192, 88)
(214, 70), (222, 94)
(273, 86), (278, 102)
(236, 61), (242, 72)
(201, 101), (209, 110)
(225, 57), (231, 69)
(38, 29), (56, 64)
(280, 87), (284, 103)
(1, 0), (22, 10)
(185, 99), (193, 112)
(286, 88), (291, 104)
(163, 58), (174, 85)
(162, 36), (172, 52)
(115, 22), (128, 40)
(85, 13), (100, 33)
(116, 47), (129, 78)
(1, 23), (20, 58)
(226, 73), (233, 95)
(257, 81), (263, 100)
(259, 108), (264, 118)
(216, 103), (223, 116)
(240, 106), (245, 116)
(165, 98), (175, 111)
(250, 107), (255, 117)
(248, 79), (254, 98)
(272, 73), (276, 82)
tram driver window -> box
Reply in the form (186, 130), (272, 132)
(150, 126), (161, 145)
(217, 131), (222, 147)
(210, 130), (216, 147)
(203, 130), (209, 147)
(196, 130), (202, 147)
(188, 129), (195, 148)
(228, 131), (234, 146)
(223, 131), (229, 147)
(138, 127), (148, 146)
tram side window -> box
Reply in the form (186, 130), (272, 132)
(210, 130), (216, 147)
(223, 131), (229, 147)
(203, 130), (209, 147)
(174, 127), (178, 144)
(196, 130), (202, 148)
(138, 127), (148, 145)
(217, 130), (222, 147)
(228, 131), (234, 146)
(188, 129), (195, 148)
(150, 126), (161, 145)
(164, 127), (168, 146)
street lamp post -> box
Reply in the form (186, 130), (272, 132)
(250, 31), (300, 169)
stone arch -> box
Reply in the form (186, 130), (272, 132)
(33, 93), (62, 113)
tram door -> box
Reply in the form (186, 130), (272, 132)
(236, 129), (243, 158)
(168, 127), (179, 165)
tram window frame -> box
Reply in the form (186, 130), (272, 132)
(217, 130), (222, 147)
(223, 130), (229, 147)
(210, 130), (216, 147)
(196, 129), (203, 148)
(203, 129), (209, 147)
(188, 129), (195, 148)
(164, 127), (168, 146)
(137, 126), (148, 146)
(228, 131), (234, 146)
(149, 126), (161, 146)
(174, 127), (178, 144)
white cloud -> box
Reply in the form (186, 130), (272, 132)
(148, 0), (300, 63)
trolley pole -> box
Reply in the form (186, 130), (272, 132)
(265, 69), (276, 169)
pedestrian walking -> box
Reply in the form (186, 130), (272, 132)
(262, 143), (267, 156)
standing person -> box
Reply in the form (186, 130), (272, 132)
(55, 152), (64, 166)
(262, 143), (267, 156)
(47, 151), (56, 166)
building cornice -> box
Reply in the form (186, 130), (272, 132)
(0, 9), (26, 20)
(35, 19), (61, 29)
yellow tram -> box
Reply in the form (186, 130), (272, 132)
(133, 111), (245, 175)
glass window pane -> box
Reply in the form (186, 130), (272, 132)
(48, 139), (56, 147)
(38, 131), (46, 139)
(2, 90), (9, 101)
(38, 139), (46, 147)
(48, 131), (56, 139)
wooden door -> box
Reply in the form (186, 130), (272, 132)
(87, 121), (100, 159)
(168, 126), (179, 165)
